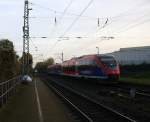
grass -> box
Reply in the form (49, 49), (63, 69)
(120, 71), (150, 85)
(120, 77), (150, 86)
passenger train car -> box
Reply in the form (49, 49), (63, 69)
(47, 54), (120, 81)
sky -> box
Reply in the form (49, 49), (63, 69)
(0, 0), (150, 64)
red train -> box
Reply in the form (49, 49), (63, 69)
(47, 54), (120, 81)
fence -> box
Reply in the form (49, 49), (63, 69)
(0, 76), (21, 108)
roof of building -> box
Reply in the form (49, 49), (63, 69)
(120, 46), (150, 52)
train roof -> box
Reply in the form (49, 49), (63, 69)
(78, 54), (114, 59)
(96, 54), (115, 58)
(62, 54), (115, 64)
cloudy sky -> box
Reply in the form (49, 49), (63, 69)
(0, 0), (150, 64)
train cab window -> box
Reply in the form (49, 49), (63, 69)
(92, 60), (97, 66)
(100, 56), (117, 68)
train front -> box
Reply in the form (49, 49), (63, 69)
(99, 55), (120, 80)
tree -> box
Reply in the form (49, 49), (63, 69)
(19, 53), (33, 75)
(45, 58), (54, 66)
(0, 39), (21, 81)
(35, 57), (54, 73)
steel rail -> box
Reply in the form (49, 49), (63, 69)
(43, 78), (136, 122)
(112, 85), (150, 98)
(43, 80), (93, 122)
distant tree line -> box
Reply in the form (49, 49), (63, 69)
(35, 58), (54, 73)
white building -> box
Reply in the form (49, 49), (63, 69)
(107, 46), (150, 65)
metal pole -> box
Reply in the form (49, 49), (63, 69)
(62, 52), (64, 63)
(96, 47), (99, 55)
(23, 0), (32, 75)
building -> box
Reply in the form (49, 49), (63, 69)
(107, 46), (150, 65)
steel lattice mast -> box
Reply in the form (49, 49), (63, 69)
(23, 0), (32, 75)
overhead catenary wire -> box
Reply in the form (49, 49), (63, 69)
(59, 0), (74, 22)
(65, 1), (149, 45)
(30, 5), (150, 41)
(31, 1), (147, 20)
(40, 11), (148, 58)
(29, 38), (46, 63)
(44, 0), (94, 57)
(78, 1), (150, 54)
(114, 17), (150, 35)
(30, 8), (144, 41)
(30, 0), (150, 61)
(30, 1), (150, 41)
(48, 0), (74, 40)
(97, 11), (150, 37)
(86, 17), (150, 54)
(94, 0), (150, 36)
(30, 38), (38, 51)
(59, 0), (94, 39)
(31, 1), (101, 20)
(42, 0), (75, 60)
(29, 0), (148, 39)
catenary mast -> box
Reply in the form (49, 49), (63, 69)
(23, 0), (32, 75)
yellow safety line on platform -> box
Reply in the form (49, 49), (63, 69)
(34, 80), (44, 122)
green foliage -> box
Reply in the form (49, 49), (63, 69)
(35, 57), (54, 73)
(19, 53), (33, 74)
(19, 53), (33, 65)
(0, 39), (14, 51)
(34, 62), (47, 73)
(19, 53), (33, 75)
(120, 77), (150, 86)
(0, 39), (21, 81)
(45, 58), (54, 66)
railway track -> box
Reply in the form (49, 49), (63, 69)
(107, 83), (150, 98)
(136, 91), (150, 97)
(47, 74), (150, 99)
(43, 78), (136, 122)
(45, 75), (150, 99)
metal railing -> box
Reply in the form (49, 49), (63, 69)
(0, 76), (21, 108)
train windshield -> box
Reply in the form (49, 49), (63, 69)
(100, 56), (117, 68)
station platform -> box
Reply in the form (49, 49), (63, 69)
(0, 78), (75, 122)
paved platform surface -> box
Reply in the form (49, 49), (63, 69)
(0, 78), (74, 122)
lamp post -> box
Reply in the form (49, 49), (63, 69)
(96, 47), (99, 54)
